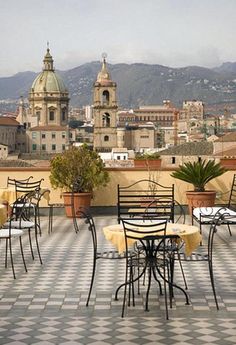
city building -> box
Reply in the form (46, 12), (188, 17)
(0, 117), (20, 153)
(24, 47), (75, 154)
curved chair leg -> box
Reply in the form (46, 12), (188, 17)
(177, 253), (188, 290)
(5, 238), (8, 268)
(163, 261), (169, 320)
(9, 238), (16, 279)
(86, 256), (97, 306)
(48, 205), (53, 234)
(19, 237), (27, 273)
(121, 256), (129, 318)
(35, 229), (43, 265)
(208, 260), (219, 310)
(28, 230), (35, 260)
(227, 224), (232, 236)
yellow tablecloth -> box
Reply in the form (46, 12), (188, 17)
(0, 204), (7, 227)
(103, 222), (202, 256)
(0, 187), (16, 204)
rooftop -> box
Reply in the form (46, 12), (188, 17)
(0, 213), (235, 344)
(160, 141), (214, 156)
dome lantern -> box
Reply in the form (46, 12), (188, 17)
(43, 47), (54, 71)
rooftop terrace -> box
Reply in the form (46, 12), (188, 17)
(0, 214), (235, 345)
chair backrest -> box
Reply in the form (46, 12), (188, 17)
(206, 208), (234, 258)
(10, 191), (35, 226)
(117, 179), (174, 223)
(143, 198), (185, 224)
(228, 174), (236, 210)
(7, 176), (33, 187)
(121, 218), (168, 255)
(15, 179), (44, 199)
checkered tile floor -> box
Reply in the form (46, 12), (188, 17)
(0, 214), (236, 344)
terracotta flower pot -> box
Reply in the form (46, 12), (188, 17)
(62, 192), (92, 217)
(186, 191), (216, 215)
(220, 158), (236, 169)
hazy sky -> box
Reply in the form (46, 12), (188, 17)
(0, 0), (236, 77)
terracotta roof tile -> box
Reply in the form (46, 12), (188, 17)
(0, 117), (20, 126)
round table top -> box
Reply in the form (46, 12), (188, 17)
(103, 221), (202, 256)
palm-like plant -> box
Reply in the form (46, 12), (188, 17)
(171, 159), (226, 192)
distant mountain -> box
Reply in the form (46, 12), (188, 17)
(213, 62), (236, 75)
(1, 61), (236, 110)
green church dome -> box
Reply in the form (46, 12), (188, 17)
(31, 48), (68, 94)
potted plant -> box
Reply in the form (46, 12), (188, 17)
(49, 145), (109, 217)
(171, 159), (227, 214)
(134, 152), (161, 168)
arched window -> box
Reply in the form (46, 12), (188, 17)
(102, 112), (111, 127)
(104, 135), (109, 142)
(102, 90), (109, 105)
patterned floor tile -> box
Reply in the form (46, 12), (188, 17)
(0, 215), (235, 344)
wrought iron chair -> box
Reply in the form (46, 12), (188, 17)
(117, 179), (175, 222)
(1, 196), (29, 278)
(141, 198), (188, 290)
(3, 190), (44, 265)
(76, 208), (136, 307)
(119, 218), (189, 319)
(176, 209), (231, 309)
(192, 174), (236, 237)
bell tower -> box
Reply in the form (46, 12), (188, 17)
(93, 54), (118, 151)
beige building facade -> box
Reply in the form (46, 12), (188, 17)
(0, 117), (20, 153)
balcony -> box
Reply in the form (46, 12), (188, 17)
(0, 167), (235, 343)
(0, 213), (235, 343)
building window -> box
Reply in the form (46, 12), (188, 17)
(32, 144), (37, 151)
(32, 132), (37, 139)
(52, 144), (56, 151)
(49, 111), (55, 121)
(69, 132), (73, 139)
(42, 133), (46, 139)
(102, 113), (111, 127)
(36, 111), (41, 120)
(172, 157), (176, 164)
(117, 155), (120, 160)
(102, 90), (110, 105)
(52, 133), (56, 139)
(104, 135), (109, 142)
(42, 144), (46, 151)
(62, 132), (66, 139)
(62, 144), (65, 151)
(62, 110), (66, 121)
